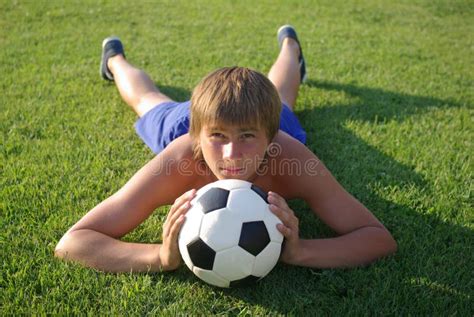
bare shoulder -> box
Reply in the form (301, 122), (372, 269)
(274, 132), (319, 160)
(116, 133), (204, 207)
(271, 132), (384, 235)
(268, 132), (328, 199)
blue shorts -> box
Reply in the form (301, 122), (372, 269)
(135, 101), (307, 154)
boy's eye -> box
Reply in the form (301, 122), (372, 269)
(208, 132), (255, 140)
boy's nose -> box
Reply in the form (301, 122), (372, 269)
(222, 142), (240, 159)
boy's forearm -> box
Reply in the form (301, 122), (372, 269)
(55, 229), (167, 273)
(288, 227), (397, 268)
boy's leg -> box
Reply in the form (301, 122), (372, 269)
(102, 38), (174, 117)
(268, 26), (305, 111)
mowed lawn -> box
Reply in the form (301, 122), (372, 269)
(1, 0), (472, 315)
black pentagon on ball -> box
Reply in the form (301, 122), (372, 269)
(229, 275), (261, 288)
(251, 184), (268, 203)
(187, 238), (216, 270)
(197, 188), (230, 214)
(238, 221), (270, 256)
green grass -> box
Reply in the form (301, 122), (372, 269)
(1, 0), (473, 314)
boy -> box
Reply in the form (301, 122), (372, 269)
(55, 26), (397, 272)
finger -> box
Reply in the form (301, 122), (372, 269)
(172, 189), (196, 211)
(269, 203), (296, 226)
(168, 214), (186, 240)
(268, 191), (283, 200)
(268, 196), (295, 219)
(164, 192), (194, 238)
(169, 201), (191, 227)
(268, 192), (289, 209)
(270, 203), (299, 231)
(164, 201), (191, 238)
(166, 189), (196, 223)
(172, 189), (196, 210)
(276, 223), (294, 239)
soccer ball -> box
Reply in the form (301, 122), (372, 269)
(178, 179), (284, 288)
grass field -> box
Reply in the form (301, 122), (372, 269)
(1, 0), (473, 315)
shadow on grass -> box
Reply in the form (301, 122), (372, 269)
(304, 79), (459, 125)
(154, 80), (471, 314)
(298, 79), (465, 198)
(155, 84), (191, 102)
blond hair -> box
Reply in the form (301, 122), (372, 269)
(189, 67), (281, 159)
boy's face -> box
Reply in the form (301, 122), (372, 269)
(199, 123), (269, 180)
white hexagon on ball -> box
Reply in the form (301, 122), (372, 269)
(213, 246), (255, 282)
(199, 208), (242, 252)
(252, 242), (282, 277)
(226, 188), (266, 222)
(193, 267), (229, 288)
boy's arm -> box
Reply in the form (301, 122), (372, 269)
(55, 188), (195, 272)
(55, 136), (197, 272)
(271, 189), (397, 268)
(272, 135), (397, 268)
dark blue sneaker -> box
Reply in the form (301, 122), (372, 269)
(277, 25), (307, 83)
(100, 36), (125, 81)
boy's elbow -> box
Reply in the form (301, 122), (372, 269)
(383, 229), (398, 256)
(390, 236), (398, 254)
(54, 231), (74, 260)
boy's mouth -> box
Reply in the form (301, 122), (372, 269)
(220, 167), (244, 175)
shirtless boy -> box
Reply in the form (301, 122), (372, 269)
(55, 26), (397, 272)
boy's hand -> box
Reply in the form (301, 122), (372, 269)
(268, 191), (303, 265)
(159, 189), (196, 271)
